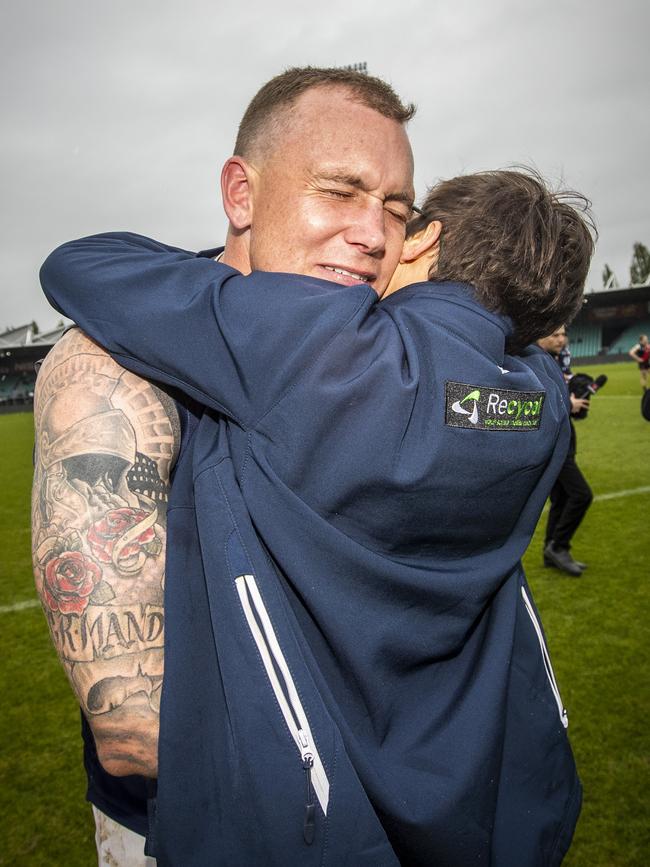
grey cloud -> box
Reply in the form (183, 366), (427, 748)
(1, 0), (648, 328)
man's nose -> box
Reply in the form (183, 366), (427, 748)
(344, 200), (386, 255)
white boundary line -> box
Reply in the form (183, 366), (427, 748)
(593, 485), (650, 502)
(0, 598), (40, 614)
(2, 484), (649, 615)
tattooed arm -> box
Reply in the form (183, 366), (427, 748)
(32, 327), (179, 777)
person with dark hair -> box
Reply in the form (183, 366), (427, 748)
(537, 326), (592, 576)
(389, 169), (594, 348)
(41, 167), (594, 865)
(629, 333), (650, 391)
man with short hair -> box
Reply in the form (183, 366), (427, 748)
(41, 166), (593, 865)
(537, 326), (592, 576)
(33, 66), (416, 864)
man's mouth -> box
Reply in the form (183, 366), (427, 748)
(322, 266), (374, 284)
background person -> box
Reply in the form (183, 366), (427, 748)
(558, 334), (573, 378)
(538, 326), (592, 576)
(629, 333), (650, 391)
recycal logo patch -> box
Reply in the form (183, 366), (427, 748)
(445, 381), (545, 431)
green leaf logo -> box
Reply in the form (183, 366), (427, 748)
(451, 389), (481, 424)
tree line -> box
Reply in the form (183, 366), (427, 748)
(603, 243), (650, 288)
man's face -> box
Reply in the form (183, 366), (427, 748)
(245, 87), (414, 297)
(538, 327), (567, 355)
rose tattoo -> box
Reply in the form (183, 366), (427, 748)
(43, 551), (102, 614)
(88, 507), (161, 575)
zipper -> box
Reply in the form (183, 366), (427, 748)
(235, 573), (330, 840)
(521, 586), (568, 729)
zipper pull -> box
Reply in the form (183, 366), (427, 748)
(302, 754), (315, 845)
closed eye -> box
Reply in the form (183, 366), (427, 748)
(323, 188), (354, 199)
(318, 182), (412, 223)
(385, 207), (409, 223)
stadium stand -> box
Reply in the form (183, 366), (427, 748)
(0, 322), (66, 412)
(569, 285), (650, 362)
(566, 323), (603, 358)
(606, 321), (650, 355)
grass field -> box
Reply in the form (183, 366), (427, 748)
(0, 361), (648, 866)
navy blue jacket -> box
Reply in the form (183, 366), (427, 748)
(41, 234), (581, 866)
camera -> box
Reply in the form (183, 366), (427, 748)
(567, 373), (607, 420)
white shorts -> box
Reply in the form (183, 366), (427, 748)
(92, 805), (157, 867)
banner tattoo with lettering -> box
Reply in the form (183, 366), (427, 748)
(32, 330), (177, 718)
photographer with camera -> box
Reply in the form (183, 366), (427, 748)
(537, 326), (592, 576)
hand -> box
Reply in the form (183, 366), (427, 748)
(569, 395), (590, 415)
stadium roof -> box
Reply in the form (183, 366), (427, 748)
(582, 285), (650, 307)
(0, 322), (67, 349)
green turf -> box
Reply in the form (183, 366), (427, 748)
(523, 362), (649, 866)
(0, 363), (648, 864)
(0, 413), (94, 866)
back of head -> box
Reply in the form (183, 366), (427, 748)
(234, 66), (416, 163)
(408, 168), (596, 352)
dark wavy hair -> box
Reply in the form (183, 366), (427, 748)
(408, 169), (596, 351)
(234, 66), (415, 161)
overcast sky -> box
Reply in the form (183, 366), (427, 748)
(1, 0), (648, 331)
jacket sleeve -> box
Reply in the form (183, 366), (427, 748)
(40, 233), (376, 427)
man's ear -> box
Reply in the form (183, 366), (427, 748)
(221, 157), (256, 230)
(400, 220), (442, 264)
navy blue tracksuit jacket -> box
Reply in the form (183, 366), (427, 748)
(41, 234), (581, 866)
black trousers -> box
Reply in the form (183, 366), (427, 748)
(545, 450), (593, 550)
